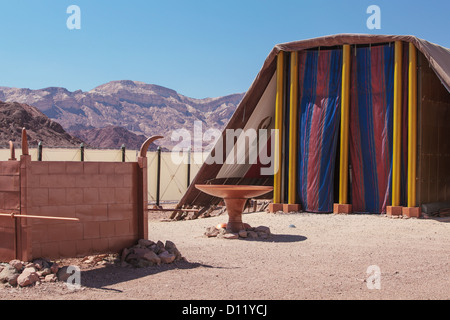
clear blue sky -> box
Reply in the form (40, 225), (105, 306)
(0, 0), (449, 98)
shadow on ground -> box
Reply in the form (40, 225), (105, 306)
(79, 235), (306, 291)
(424, 216), (450, 223)
(242, 234), (307, 243)
(79, 260), (220, 291)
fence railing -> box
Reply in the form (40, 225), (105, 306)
(0, 147), (208, 202)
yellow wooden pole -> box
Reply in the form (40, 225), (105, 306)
(339, 45), (351, 204)
(288, 52), (299, 204)
(407, 43), (417, 207)
(273, 51), (284, 204)
(392, 41), (403, 207)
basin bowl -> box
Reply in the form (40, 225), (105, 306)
(195, 185), (273, 233)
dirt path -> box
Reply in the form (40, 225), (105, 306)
(1, 212), (449, 300)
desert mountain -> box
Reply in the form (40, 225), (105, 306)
(0, 81), (245, 150)
(71, 125), (161, 151)
(0, 101), (84, 148)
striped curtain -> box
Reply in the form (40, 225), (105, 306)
(297, 49), (342, 212)
(349, 44), (394, 213)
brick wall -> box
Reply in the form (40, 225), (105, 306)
(0, 161), (20, 261)
(25, 161), (142, 259)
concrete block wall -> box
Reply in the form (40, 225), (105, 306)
(0, 161), (21, 261)
(0, 155), (147, 262)
(27, 161), (140, 259)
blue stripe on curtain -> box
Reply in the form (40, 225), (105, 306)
(350, 44), (394, 213)
(297, 49), (342, 212)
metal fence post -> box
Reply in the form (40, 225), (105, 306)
(156, 146), (161, 208)
(80, 143), (84, 162)
(121, 144), (126, 162)
(38, 141), (43, 161)
(187, 147), (191, 188)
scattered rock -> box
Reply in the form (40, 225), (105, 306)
(159, 251), (176, 264)
(238, 230), (248, 238)
(165, 241), (182, 260)
(1, 258), (62, 287)
(142, 251), (161, 265)
(247, 231), (258, 239)
(133, 248), (152, 259)
(17, 267), (39, 287)
(120, 239), (184, 268)
(204, 224), (271, 240)
(81, 254), (115, 266)
(44, 274), (58, 283)
(121, 247), (131, 262)
(0, 239), (183, 287)
(155, 241), (165, 254)
(50, 263), (59, 274)
(37, 268), (52, 277)
(9, 260), (23, 272)
(33, 258), (51, 270)
(138, 239), (155, 247)
(205, 226), (220, 237)
(223, 233), (239, 240)
(257, 232), (269, 239)
(254, 226), (271, 235)
(0, 265), (20, 286)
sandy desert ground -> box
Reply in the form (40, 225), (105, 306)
(1, 211), (449, 301)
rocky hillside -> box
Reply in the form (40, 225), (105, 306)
(71, 125), (159, 150)
(0, 101), (84, 148)
(0, 81), (245, 150)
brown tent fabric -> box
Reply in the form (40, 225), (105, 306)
(177, 34), (450, 209)
(273, 34), (450, 92)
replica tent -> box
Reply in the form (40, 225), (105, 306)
(177, 34), (450, 215)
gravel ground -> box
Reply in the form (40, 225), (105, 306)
(0, 211), (449, 300)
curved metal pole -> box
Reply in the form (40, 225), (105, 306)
(139, 135), (163, 158)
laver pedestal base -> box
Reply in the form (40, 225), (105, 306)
(223, 198), (248, 232)
(195, 185), (273, 233)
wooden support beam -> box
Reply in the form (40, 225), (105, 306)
(273, 51), (285, 204)
(407, 42), (418, 208)
(392, 41), (403, 207)
(339, 44), (351, 205)
(288, 51), (299, 204)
